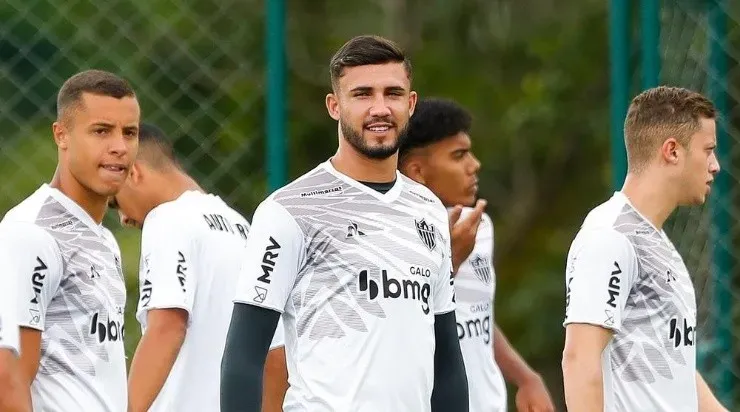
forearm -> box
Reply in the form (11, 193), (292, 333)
(562, 355), (603, 412)
(127, 326), (186, 412)
(697, 372), (728, 412)
(0, 351), (31, 412)
(221, 304), (280, 412)
(492, 325), (538, 386)
(261, 347), (288, 412)
(431, 312), (469, 412)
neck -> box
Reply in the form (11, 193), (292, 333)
(621, 170), (677, 229)
(50, 166), (108, 224)
(331, 141), (397, 183)
(154, 169), (205, 205)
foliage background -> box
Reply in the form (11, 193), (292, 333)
(6, 1), (734, 409)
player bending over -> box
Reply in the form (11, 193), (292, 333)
(399, 98), (555, 412)
(221, 35), (469, 412)
(0, 70), (140, 411)
(109, 123), (287, 412)
(562, 86), (728, 412)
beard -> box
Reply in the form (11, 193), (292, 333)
(340, 116), (408, 160)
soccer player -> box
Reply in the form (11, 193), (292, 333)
(108, 123), (288, 412)
(0, 69), (139, 411)
(0, 240), (31, 412)
(562, 86), (728, 411)
(399, 98), (555, 412)
(221, 35), (469, 412)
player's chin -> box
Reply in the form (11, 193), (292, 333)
(364, 129), (398, 144)
(92, 179), (125, 198)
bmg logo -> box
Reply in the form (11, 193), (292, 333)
(358, 269), (431, 314)
(457, 314), (491, 344)
(89, 312), (124, 343)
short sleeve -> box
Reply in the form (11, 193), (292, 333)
(269, 315), (285, 350)
(136, 209), (198, 328)
(0, 222), (63, 332)
(432, 209), (456, 315)
(563, 228), (638, 332)
(234, 199), (304, 313)
(0, 250), (20, 355)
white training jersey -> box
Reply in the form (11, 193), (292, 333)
(0, 184), (127, 412)
(135, 191), (284, 412)
(564, 192), (698, 412)
(234, 160), (456, 412)
(454, 210), (507, 412)
(0, 235), (20, 356)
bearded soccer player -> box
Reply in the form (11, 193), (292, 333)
(0, 70), (139, 411)
(221, 35), (468, 412)
(562, 86), (728, 412)
(0, 241), (30, 412)
(108, 123), (287, 412)
(399, 98), (555, 412)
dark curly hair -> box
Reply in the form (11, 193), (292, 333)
(399, 98), (472, 163)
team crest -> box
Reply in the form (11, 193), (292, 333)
(415, 219), (437, 251)
(470, 254), (492, 284)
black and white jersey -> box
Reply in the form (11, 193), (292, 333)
(0, 184), (127, 411)
(564, 192), (698, 411)
(234, 161), (456, 412)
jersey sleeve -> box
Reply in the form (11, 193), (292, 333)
(234, 198), (305, 313)
(563, 228), (638, 332)
(136, 208), (198, 328)
(432, 209), (456, 315)
(0, 222), (63, 332)
(0, 251), (20, 355)
(269, 315), (285, 350)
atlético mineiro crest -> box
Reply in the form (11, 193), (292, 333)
(415, 219), (437, 251)
(470, 254), (492, 285)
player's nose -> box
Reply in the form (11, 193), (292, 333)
(109, 130), (129, 156)
(469, 154), (481, 174)
(368, 96), (392, 117)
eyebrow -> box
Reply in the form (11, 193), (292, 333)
(90, 122), (115, 129)
(349, 86), (406, 93)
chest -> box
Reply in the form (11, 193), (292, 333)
(55, 235), (127, 314)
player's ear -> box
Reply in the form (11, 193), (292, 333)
(400, 157), (426, 185)
(326, 93), (340, 121)
(52, 121), (69, 150)
(661, 137), (681, 165)
(128, 162), (143, 185)
(408, 90), (418, 117)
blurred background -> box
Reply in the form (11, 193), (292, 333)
(1, 0), (738, 409)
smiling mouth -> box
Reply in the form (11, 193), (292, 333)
(365, 122), (395, 133)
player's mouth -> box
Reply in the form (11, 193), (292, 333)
(469, 178), (479, 194)
(100, 163), (128, 177)
(364, 122), (395, 134)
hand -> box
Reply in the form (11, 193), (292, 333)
(515, 374), (555, 412)
(448, 199), (487, 274)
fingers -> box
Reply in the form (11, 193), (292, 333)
(459, 199), (487, 230)
(448, 205), (462, 227)
(469, 199), (487, 222)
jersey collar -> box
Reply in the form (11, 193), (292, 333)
(321, 159), (403, 203)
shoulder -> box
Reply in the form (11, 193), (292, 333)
(270, 163), (344, 206)
(1, 185), (53, 225)
(399, 175), (447, 217)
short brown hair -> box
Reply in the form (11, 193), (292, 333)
(57, 69), (136, 121)
(329, 35), (411, 90)
(624, 86), (716, 172)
